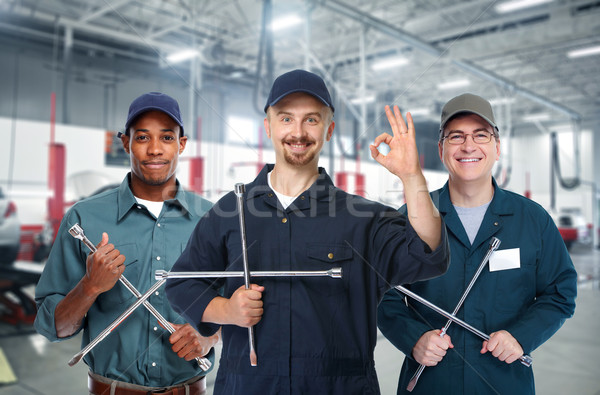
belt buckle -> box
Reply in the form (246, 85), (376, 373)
(148, 388), (170, 394)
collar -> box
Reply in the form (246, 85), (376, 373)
(437, 177), (514, 216)
(247, 164), (336, 204)
(117, 173), (189, 220)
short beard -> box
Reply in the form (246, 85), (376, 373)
(282, 137), (317, 166)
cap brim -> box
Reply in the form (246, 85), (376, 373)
(264, 89), (334, 113)
(125, 106), (184, 133)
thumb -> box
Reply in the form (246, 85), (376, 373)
(480, 340), (489, 354)
(97, 232), (109, 249)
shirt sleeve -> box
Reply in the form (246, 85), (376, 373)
(504, 212), (577, 353)
(372, 207), (450, 292)
(34, 209), (87, 341)
(165, 204), (227, 337)
(377, 286), (433, 361)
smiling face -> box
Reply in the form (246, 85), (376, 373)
(438, 113), (500, 186)
(264, 92), (334, 171)
(121, 110), (187, 200)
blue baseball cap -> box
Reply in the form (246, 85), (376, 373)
(123, 92), (184, 136)
(264, 69), (334, 113)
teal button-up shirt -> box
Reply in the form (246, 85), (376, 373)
(34, 174), (214, 386)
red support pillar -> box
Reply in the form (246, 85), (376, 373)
(336, 172), (348, 192)
(47, 143), (65, 238)
(189, 157), (204, 195)
(355, 173), (366, 197)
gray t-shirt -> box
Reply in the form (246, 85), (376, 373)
(454, 200), (492, 244)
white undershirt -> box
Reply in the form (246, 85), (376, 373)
(135, 197), (164, 218)
(267, 171), (297, 209)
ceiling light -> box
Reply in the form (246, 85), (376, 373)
(523, 113), (551, 122)
(166, 49), (199, 63)
(350, 95), (376, 105)
(270, 15), (303, 31)
(406, 107), (431, 117)
(488, 97), (516, 106)
(495, 0), (553, 13)
(437, 79), (470, 90)
(372, 57), (409, 71)
(567, 45), (600, 59)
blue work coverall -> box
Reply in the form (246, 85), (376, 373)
(377, 179), (577, 394)
(166, 164), (450, 394)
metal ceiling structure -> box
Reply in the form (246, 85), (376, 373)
(1, 0), (599, 134)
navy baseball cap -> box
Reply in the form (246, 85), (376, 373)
(264, 69), (334, 113)
(123, 92), (184, 136)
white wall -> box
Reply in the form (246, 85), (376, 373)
(1, 116), (595, 228)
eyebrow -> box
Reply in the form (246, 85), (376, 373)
(133, 128), (176, 133)
(447, 127), (491, 134)
(275, 111), (322, 118)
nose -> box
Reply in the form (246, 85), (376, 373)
(147, 137), (162, 155)
(461, 134), (477, 150)
(289, 122), (305, 139)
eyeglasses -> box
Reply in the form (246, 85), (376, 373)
(441, 130), (495, 145)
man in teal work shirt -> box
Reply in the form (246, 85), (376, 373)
(35, 92), (217, 394)
(377, 93), (577, 394)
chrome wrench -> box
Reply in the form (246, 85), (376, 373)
(407, 237), (501, 391)
(68, 224), (211, 371)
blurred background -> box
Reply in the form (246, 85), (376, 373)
(0, 0), (598, 393)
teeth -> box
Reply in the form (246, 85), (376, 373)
(459, 158), (479, 162)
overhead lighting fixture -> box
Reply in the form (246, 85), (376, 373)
(166, 49), (199, 64)
(350, 95), (376, 105)
(567, 45), (600, 59)
(495, 0), (553, 13)
(270, 15), (303, 31)
(406, 107), (431, 117)
(437, 79), (470, 90)
(523, 112), (551, 122)
(371, 57), (409, 71)
(488, 97), (516, 106)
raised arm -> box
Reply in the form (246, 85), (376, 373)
(370, 105), (441, 250)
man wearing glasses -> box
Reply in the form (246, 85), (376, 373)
(377, 93), (577, 394)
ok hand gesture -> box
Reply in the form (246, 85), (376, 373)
(370, 105), (422, 182)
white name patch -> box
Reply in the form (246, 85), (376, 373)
(489, 248), (521, 272)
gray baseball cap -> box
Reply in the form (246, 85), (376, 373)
(440, 93), (498, 135)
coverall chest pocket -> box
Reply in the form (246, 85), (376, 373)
(96, 243), (139, 306)
(302, 243), (351, 297)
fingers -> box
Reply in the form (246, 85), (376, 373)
(482, 331), (523, 364)
(413, 330), (452, 366)
(96, 232), (109, 249)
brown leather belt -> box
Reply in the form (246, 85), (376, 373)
(88, 374), (206, 395)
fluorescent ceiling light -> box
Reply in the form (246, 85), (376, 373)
(372, 57), (409, 71)
(270, 15), (303, 31)
(350, 95), (376, 105)
(523, 112), (551, 122)
(567, 45), (600, 59)
(495, 0), (553, 13)
(489, 97), (516, 106)
(437, 79), (470, 90)
(407, 107), (431, 117)
(166, 49), (199, 63)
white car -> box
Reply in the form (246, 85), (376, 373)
(0, 187), (20, 265)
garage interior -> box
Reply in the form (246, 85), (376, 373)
(0, 0), (599, 394)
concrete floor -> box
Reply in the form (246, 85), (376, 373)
(1, 244), (598, 395)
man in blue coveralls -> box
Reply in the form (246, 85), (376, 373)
(166, 70), (450, 394)
(35, 92), (218, 394)
(377, 93), (577, 394)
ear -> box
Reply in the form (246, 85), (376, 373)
(264, 117), (271, 139)
(438, 140), (443, 161)
(326, 121), (335, 141)
(121, 133), (130, 154)
(495, 137), (501, 161)
(179, 135), (187, 154)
